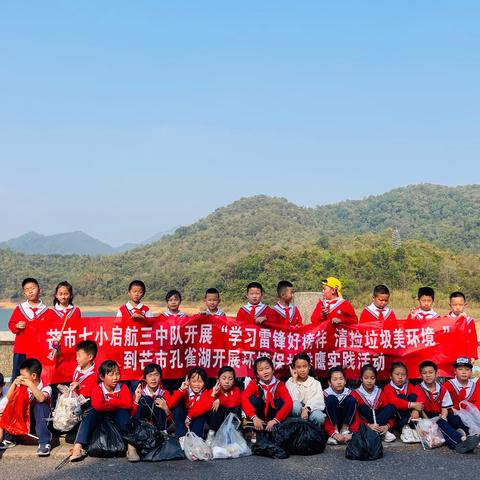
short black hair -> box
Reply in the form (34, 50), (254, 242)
(20, 358), (42, 377)
(187, 366), (208, 385)
(328, 366), (346, 380)
(418, 286), (435, 300)
(247, 282), (264, 293)
(291, 352), (311, 367)
(360, 364), (378, 378)
(205, 288), (220, 297)
(450, 291), (466, 301)
(218, 366), (236, 380)
(373, 284), (390, 296)
(166, 289), (182, 302)
(75, 340), (98, 359)
(98, 360), (120, 378)
(277, 280), (293, 297)
(419, 360), (438, 373)
(22, 277), (39, 289)
(254, 356), (274, 375)
(144, 363), (162, 378)
(129, 280), (146, 294)
(0, 372), (4, 386)
(390, 361), (408, 375)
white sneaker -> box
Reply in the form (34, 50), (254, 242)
(400, 425), (416, 443)
(383, 431), (396, 443)
(327, 436), (338, 445)
(206, 429), (215, 447)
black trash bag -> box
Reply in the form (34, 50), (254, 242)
(88, 417), (127, 458)
(123, 419), (163, 455)
(251, 431), (289, 459)
(345, 424), (383, 461)
(142, 434), (185, 462)
(272, 418), (326, 455)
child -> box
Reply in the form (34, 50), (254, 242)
(415, 360), (480, 453)
(75, 360), (136, 462)
(286, 353), (325, 427)
(8, 278), (51, 379)
(188, 366), (242, 444)
(169, 367), (210, 441)
(407, 287), (439, 321)
(201, 288), (226, 317)
(351, 365), (396, 442)
(116, 280), (153, 319)
(242, 356), (293, 437)
(448, 292), (478, 360)
(235, 282), (275, 325)
(132, 363), (172, 430)
(383, 362), (423, 443)
(272, 280), (303, 327)
(51, 281), (81, 321)
(359, 285), (397, 323)
(311, 277), (358, 325)
(323, 366), (358, 444)
(161, 289), (187, 318)
(0, 358), (52, 456)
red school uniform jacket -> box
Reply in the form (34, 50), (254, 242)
(383, 381), (417, 411)
(235, 303), (276, 324)
(310, 298), (358, 325)
(413, 382), (453, 415)
(359, 304), (397, 323)
(351, 386), (394, 428)
(271, 303), (303, 327)
(448, 312), (478, 360)
(444, 378), (480, 410)
(187, 386), (242, 420)
(8, 302), (52, 354)
(130, 385), (173, 417)
(117, 302), (153, 319)
(168, 387), (211, 419)
(241, 378), (293, 423)
(90, 383), (133, 412)
(72, 364), (97, 402)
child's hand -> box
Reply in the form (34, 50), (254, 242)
(332, 432), (344, 442)
(255, 316), (267, 325)
(211, 399), (220, 411)
(134, 384), (143, 401)
(253, 417), (264, 431)
(410, 410), (420, 421)
(15, 321), (26, 330)
(301, 407), (309, 420)
(131, 312), (145, 320)
(368, 423), (382, 433)
(289, 365), (298, 383)
(331, 317), (341, 325)
(265, 420), (277, 432)
(69, 381), (79, 391)
(409, 307), (417, 317)
(411, 401), (424, 412)
(212, 381), (221, 396)
(155, 397), (168, 411)
(180, 376), (189, 391)
(185, 417), (191, 428)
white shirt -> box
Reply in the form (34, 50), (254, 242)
(19, 301), (48, 320)
(286, 376), (325, 412)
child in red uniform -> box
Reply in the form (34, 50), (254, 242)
(271, 280), (303, 327)
(359, 285), (397, 323)
(323, 366), (358, 445)
(447, 292), (478, 360)
(161, 289), (187, 318)
(383, 362), (424, 443)
(351, 365), (396, 442)
(235, 282), (275, 325)
(311, 277), (358, 325)
(242, 356), (293, 442)
(51, 281), (81, 321)
(116, 280), (154, 320)
(201, 288), (226, 317)
(407, 287), (439, 321)
(8, 278), (51, 379)
(415, 360), (480, 453)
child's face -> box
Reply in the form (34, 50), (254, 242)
(189, 373), (205, 393)
(418, 295), (434, 311)
(246, 288), (263, 305)
(390, 367), (407, 387)
(128, 286), (144, 304)
(256, 361), (274, 383)
(205, 293), (220, 311)
(373, 293), (389, 309)
(293, 359), (310, 381)
(56, 286), (72, 307)
(361, 370), (376, 391)
(219, 371), (235, 391)
(449, 297), (466, 316)
(76, 349), (94, 369)
(145, 370), (161, 389)
(23, 282), (40, 303)
(280, 287), (294, 304)
(19, 368), (37, 383)
(102, 367), (120, 389)
(455, 366), (472, 383)
(328, 372), (346, 392)
(322, 285), (336, 300)
(420, 366), (437, 385)
(167, 295), (181, 312)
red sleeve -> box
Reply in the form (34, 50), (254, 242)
(8, 307), (22, 334)
(293, 307), (303, 327)
(187, 390), (214, 420)
(91, 384), (132, 412)
(241, 380), (259, 420)
(76, 374), (97, 400)
(236, 308), (253, 324)
(310, 301), (324, 324)
(273, 382), (293, 423)
(337, 301), (358, 325)
(167, 388), (186, 410)
(219, 386), (242, 409)
(383, 384), (410, 410)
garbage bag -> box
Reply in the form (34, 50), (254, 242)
(251, 430), (289, 459)
(142, 434), (185, 462)
(183, 430), (213, 461)
(345, 424), (383, 461)
(414, 417), (445, 449)
(52, 385), (82, 432)
(211, 413), (251, 459)
(272, 417), (326, 455)
(123, 419), (163, 454)
(455, 401), (480, 436)
(88, 416), (127, 458)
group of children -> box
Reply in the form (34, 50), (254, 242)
(0, 276), (478, 460)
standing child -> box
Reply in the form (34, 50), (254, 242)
(272, 281), (303, 327)
(351, 365), (396, 442)
(383, 362), (423, 443)
(286, 353), (325, 427)
(359, 285), (397, 323)
(447, 292), (478, 360)
(116, 280), (153, 320)
(8, 278), (51, 379)
(201, 288), (226, 317)
(311, 277), (358, 325)
(323, 366), (358, 445)
(407, 287), (439, 321)
(161, 290), (187, 318)
(235, 282), (275, 325)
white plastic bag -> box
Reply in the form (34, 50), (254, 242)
(183, 430), (213, 461)
(211, 413), (251, 459)
(52, 385), (82, 432)
(455, 401), (480, 436)
(414, 417), (445, 449)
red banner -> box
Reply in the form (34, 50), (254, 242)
(23, 315), (477, 384)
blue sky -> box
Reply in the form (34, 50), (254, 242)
(1, 1), (479, 245)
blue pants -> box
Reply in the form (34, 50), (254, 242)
(173, 402), (207, 439)
(395, 393), (417, 429)
(447, 412), (470, 436)
(135, 396), (167, 430)
(31, 401), (52, 445)
(75, 408), (131, 446)
(248, 394), (285, 422)
(291, 400), (325, 427)
(208, 406), (242, 432)
(325, 395), (357, 431)
(11, 353), (27, 380)
(424, 412), (462, 449)
(358, 404), (395, 426)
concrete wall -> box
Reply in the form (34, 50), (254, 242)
(0, 331), (14, 379)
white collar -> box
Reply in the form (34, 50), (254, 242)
(389, 380), (408, 392)
(101, 383), (121, 396)
(126, 301), (144, 310)
(258, 377), (278, 387)
(55, 303), (74, 311)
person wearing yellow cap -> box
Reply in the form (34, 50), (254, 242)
(310, 277), (358, 325)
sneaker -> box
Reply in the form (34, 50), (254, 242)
(455, 435), (480, 454)
(0, 440), (16, 450)
(37, 444), (51, 457)
(206, 429), (215, 448)
(457, 428), (467, 441)
(383, 431), (396, 443)
(327, 436), (338, 445)
(400, 425), (416, 443)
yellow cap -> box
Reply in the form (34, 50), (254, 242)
(322, 277), (342, 297)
